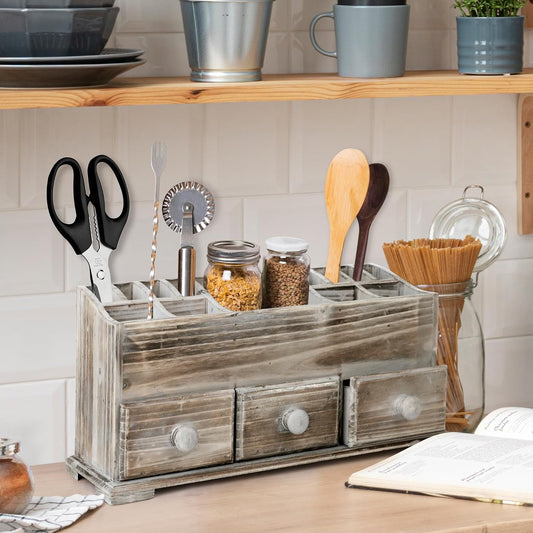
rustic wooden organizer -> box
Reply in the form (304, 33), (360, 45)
(66, 263), (446, 505)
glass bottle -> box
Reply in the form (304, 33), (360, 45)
(204, 240), (262, 311)
(263, 236), (310, 308)
(420, 280), (484, 433)
(0, 438), (34, 514)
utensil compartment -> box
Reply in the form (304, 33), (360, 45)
(102, 281), (228, 322)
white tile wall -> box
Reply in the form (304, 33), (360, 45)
(0, 111), (20, 210)
(0, 380), (67, 465)
(203, 102), (290, 197)
(0, 209), (64, 296)
(373, 96), (453, 188)
(451, 95), (517, 186)
(0, 293), (76, 384)
(289, 99), (374, 194)
(20, 108), (116, 209)
(1, 0), (532, 466)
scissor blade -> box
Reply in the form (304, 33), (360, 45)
(81, 245), (114, 303)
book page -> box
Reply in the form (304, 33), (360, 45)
(475, 407), (533, 441)
(348, 432), (533, 503)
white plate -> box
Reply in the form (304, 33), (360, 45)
(0, 48), (144, 65)
(0, 58), (145, 89)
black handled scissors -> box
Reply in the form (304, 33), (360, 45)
(46, 155), (130, 303)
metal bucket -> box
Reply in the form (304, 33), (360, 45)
(180, 0), (274, 82)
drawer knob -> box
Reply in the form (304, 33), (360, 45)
(393, 394), (422, 421)
(170, 425), (199, 453)
(281, 408), (310, 435)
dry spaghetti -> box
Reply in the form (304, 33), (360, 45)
(383, 237), (482, 431)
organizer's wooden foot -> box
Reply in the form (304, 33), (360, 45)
(66, 456), (156, 505)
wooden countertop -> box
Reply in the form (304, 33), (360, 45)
(30, 452), (533, 533)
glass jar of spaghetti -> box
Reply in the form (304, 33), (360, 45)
(419, 280), (484, 433)
(0, 438), (34, 514)
(204, 240), (262, 311)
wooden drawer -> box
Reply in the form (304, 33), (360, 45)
(235, 376), (340, 461)
(343, 367), (446, 447)
(119, 389), (234, 480)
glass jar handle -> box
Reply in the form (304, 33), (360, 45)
(462, 184), (484, 200)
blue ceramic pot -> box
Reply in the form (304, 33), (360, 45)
(457, 16), (524, 75)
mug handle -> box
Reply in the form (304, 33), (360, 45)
(309, 12), (337, 58)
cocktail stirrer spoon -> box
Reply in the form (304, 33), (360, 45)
(147, 141), (167, 320)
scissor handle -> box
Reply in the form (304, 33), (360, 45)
(46, 157), (92, 256)
(88, 155), (130, 250)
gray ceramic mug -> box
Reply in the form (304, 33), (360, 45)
(310, 4), (410, 78)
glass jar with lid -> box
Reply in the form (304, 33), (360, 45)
(263, 236), (310, 308)
(204, 240), (262, 311)
(0, 438), (34, 514)
(428, 185), (507, 432)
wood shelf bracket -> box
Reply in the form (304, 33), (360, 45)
(526, 1), (533, 29)
(518, 94), (533, 234)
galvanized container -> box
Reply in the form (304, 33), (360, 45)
(180, 0), (274, 82)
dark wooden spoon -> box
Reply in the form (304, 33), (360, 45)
(352, 163), (390, 281)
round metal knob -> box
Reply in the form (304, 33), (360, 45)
(281, 408), (310, 435)
(170, 425), (198, 453)
(393, 394), (422, 421)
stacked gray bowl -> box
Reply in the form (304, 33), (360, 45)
(0, 0), (119, 57)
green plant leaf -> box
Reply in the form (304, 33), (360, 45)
(453, 0), (526, 16)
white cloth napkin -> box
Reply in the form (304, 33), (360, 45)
(0, 495), (104, 532)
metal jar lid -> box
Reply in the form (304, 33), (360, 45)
(207, 240), (260, 264)
(265, 236), (309, 254)
(0, 438), (19, 456)
(429, 185), (507, 273)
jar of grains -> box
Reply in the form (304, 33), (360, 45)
(0, 438), (34, 514)
(263, 236), (310, 308)
(205, 240), (262, 311)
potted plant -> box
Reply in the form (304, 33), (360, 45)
(454, 0), (526, 74)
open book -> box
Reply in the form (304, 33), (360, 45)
(347, 407), (533, 505)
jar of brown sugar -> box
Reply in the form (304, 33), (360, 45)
(0, 438), (34, 514)
(205, 240), (262, 311)
(263, 236), (310, 308)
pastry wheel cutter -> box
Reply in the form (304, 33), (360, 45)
(162, 181), (215, 296)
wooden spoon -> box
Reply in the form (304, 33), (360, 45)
(324, 148), (370, 282)
(352, 163), (390, 281)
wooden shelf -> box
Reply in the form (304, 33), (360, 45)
(3, 69), (533, 110)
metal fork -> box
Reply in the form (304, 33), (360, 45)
(147, 141), (167, 320)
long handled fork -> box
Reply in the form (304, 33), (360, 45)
(147, 141), (167, 320)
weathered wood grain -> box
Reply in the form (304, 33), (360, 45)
(235, 377), (339, 461)
(119, 390), (234, 480)
(119, 294), (436, 401)
(70, 264), (443, 503)
(343, 367), (447, 447)
(3, 71), (533, 111)
(75, 287), (123, 479)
